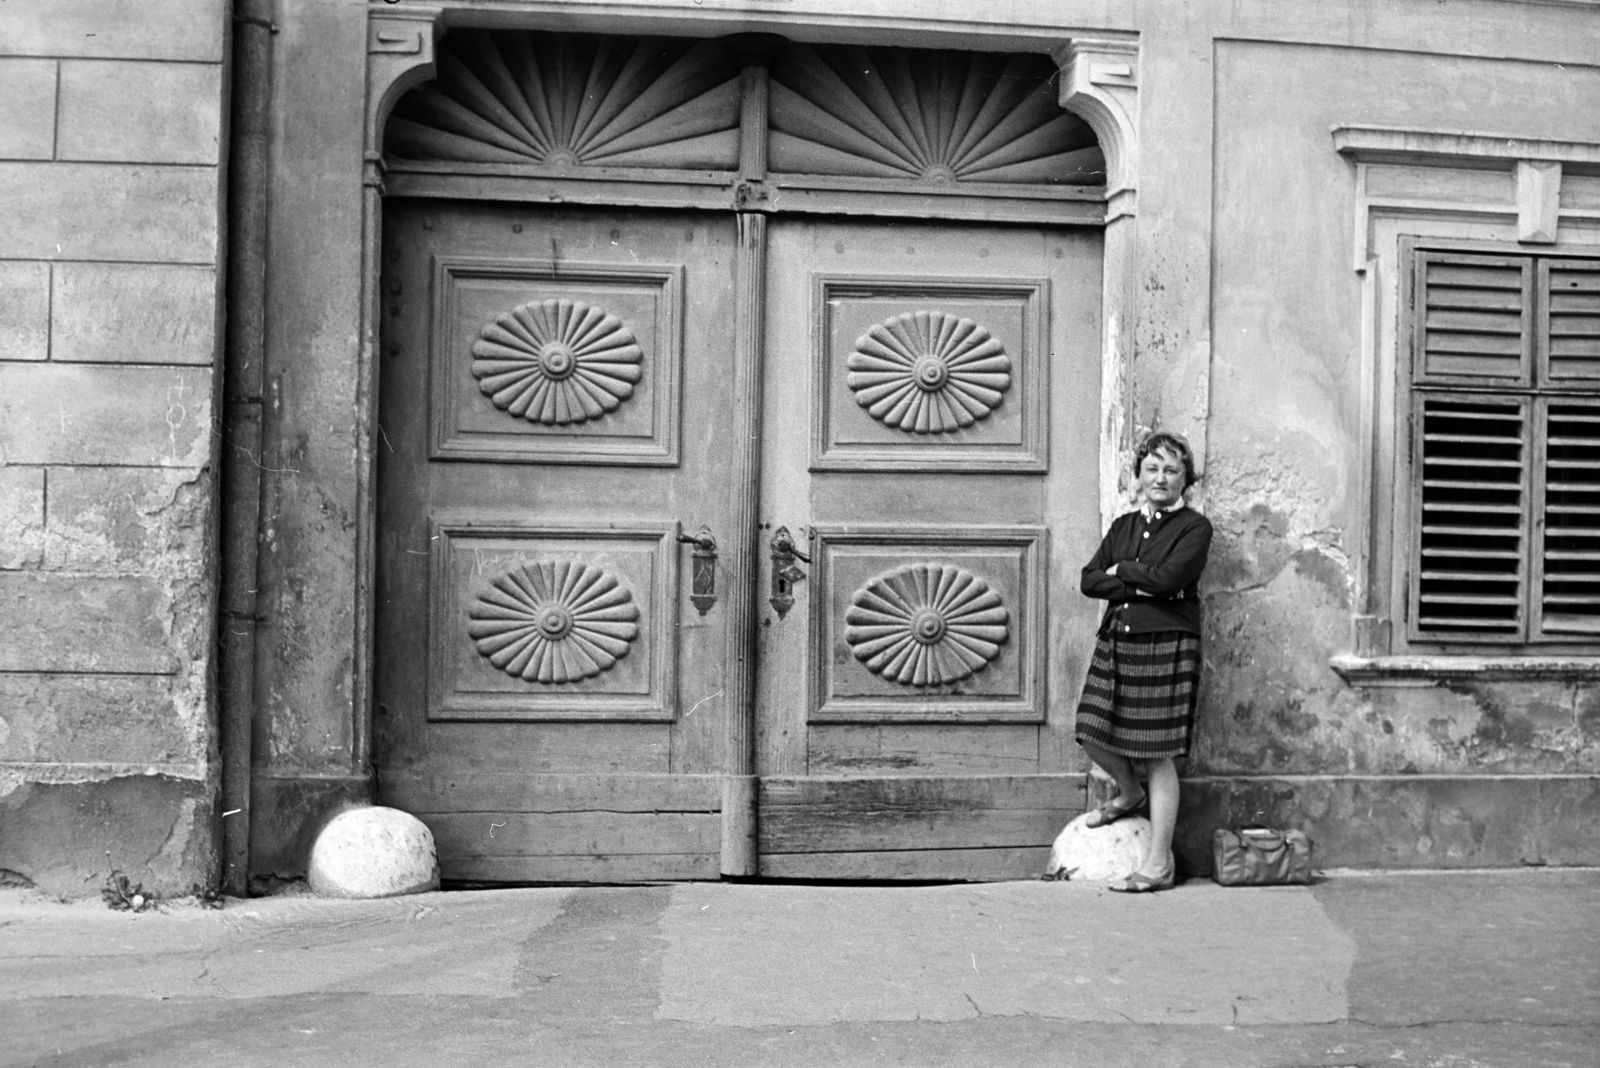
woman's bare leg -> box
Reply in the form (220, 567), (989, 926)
(1141, 757), (1179, 877)
(1080, 741), (1144, 805)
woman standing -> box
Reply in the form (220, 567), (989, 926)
(1076, 431), (1211, 893)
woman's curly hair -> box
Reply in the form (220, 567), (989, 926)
(1134, 431), (1199, 490)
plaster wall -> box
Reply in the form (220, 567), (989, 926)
(1206, 42), (1600, 775)
(249, 0), (375, 876)
(1193, 40), (1600, 867)
(248, 0), (1600, 876)
(0, 0), (227, 897)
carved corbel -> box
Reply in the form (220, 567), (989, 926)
(365, 5), (445, 174)
(1054, 38), (1139, 219)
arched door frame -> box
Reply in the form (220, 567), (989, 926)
(354, 5), (1147, 849)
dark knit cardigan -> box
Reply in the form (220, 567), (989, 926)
(1080, 505), (1213, 636)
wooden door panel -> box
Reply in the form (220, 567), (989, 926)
(809, 472), (1046, 522)
(758, 849), (1049, 882)
(757, 775), (1079, 880)
(811, 278), (1048, 471)
(384, 770), (722, 881)
(809, 525), (1047, 721)
(440, 849), (717, 885)
(757, 218), (1101, 877)
(427, 521), (676, 721)
(426, 811), (721, 857)
(382, 771), (723, 812)
(379, 722), (674, 777)
(806, 725), (1042, 777)
(376, 202), (739, 882)
(430, 258), (683, 465)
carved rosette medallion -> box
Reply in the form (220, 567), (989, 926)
(467, 561), (640, 683)
(844, 563), (1009, 686)
(845, 311), (1011, 433)
(471, 299), (644, 425)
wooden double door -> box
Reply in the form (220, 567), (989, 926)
(374, 199), (1103, 881)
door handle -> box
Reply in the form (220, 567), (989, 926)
(769, 526), (809, 618)
(677, 526), (717, 616)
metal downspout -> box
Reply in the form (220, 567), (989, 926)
(219, 0), (273, 896)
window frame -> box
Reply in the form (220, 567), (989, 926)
(1401, 237), (1600, 653)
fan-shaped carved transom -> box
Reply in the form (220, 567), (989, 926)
(846, 311), (1011, 434)
(770, 44), (1103, 184)
(472, 298), (644, 425)
(386, 30), (742, 170)
(383, 32), (1104, 188)
(844, 564), (1010, 686)
(467, 560), (640, 684)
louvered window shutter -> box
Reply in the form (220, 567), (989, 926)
(1409, 248), (1600, 645)
(1412, 395), (1530, 639)
(1541, 259), (1600, 385)
(1537, 400), (1600, 636)
(1414, 252), (1533, 386)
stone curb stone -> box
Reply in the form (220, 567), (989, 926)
(1047, 813), (1151, 882)
(307, 806), (440, 899)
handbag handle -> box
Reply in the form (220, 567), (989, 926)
(1235, 827), (1288, 850)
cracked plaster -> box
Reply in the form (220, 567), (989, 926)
(1194, 445), (1599, 777)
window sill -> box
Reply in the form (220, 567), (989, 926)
(1330, 653), (1600, 687)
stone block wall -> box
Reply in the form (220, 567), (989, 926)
(0, 0), (227, 898)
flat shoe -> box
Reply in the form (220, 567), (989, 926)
(1109, 871), (1175, 893)
(1083, 791), (1148, 829)
(1109, 856), (1176, 893)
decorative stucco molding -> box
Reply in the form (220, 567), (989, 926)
(1332, 125), (1600, 169)
(1331, 124), (1600, 668)
(365, 6), (445, 159)
(1333, 124), (1600, 268)
(1330, 653), (1600, 687)
(1054, 38), (1139, 219)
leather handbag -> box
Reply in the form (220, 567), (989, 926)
(1212, 827), (1314, 886)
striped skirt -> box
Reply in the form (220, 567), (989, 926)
(1075, 631), (1201, 760)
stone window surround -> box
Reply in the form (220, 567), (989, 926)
(1331, 124), (1600, 686)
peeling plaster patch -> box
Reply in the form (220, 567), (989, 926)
(1290, 547), (1351, 608)
(1579, 691), (1600, 735)
(0, 774), (215, 898)
(1413, 682), (1600, 772)
(171, 662), (212, 762)
(80, 472), (209, 760)
(1100, 308), (1129, 526)
(0, 674), (196, 765)
(1200, 558), (1360, 774)
(0, 466), (45, 569)
(1145, 336), (1211, 457)
(1207, 502), (1351, 607)
(1205, 434), (1348, 544)
(23, 462), (216, 761)
(0, 572), (178, 673)
(44, 466), (207, 571)
(1205, 584), (1600, 773)
(0, 762), (209, 784)
(1181, 775), (1549, 871)
(153, 796), (198, 869)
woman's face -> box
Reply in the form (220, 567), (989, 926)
(1139, 447), (1188, 508)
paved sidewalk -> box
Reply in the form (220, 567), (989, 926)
(1, 870), (1596, 1067)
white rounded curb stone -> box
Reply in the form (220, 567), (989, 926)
(1047, 812), (1152, 883)
(308, 806), (440, 899)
